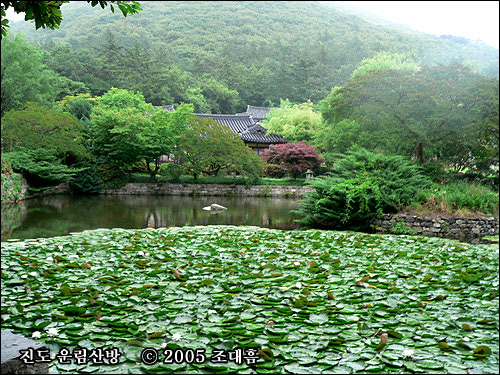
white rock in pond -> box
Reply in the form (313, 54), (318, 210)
(202, 204), (227, 211)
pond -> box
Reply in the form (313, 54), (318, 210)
(1, 195), (300, 241)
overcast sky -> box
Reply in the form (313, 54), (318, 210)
(5, 1), (500, 49)
(345, 1), (499, 49)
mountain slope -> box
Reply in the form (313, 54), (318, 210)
(8, 1), (499, 107)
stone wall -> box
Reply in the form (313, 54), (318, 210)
(375, 214), (499, 243)
(102, 183), (314, 198)
(1, 173), (28, 204)
(26, 183), (71, 199)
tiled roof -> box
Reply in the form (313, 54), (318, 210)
(196, 114), (253, 134)
(195, 113), (285, 145)
(246, 105), (271, 120)
(236, 105), (272, 121)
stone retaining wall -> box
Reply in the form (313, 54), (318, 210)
(102, 183), (314, 198)
(1, 173), (28, 204)
(375, 214), (499, 243)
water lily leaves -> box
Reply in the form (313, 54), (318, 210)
(386, 329), (403, 339)
(305, 313), (328, 325)
(376, 333), (389, 352)
(63, 306), (86, 316)
(462, 323), (474, 331)
(1, 226), (499, 374)
(472, 345), (492, 358)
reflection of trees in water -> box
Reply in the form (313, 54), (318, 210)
(116, 195), (299, 229)
(3, 195), (300, 240)
(1, 201), (28, 241)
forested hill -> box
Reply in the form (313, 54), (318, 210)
(8, 1), (499, 110)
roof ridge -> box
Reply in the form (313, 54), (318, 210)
(196, 113), (251, 117)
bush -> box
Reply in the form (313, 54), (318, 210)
(3, 148), (85, 188)
(295, 148), (431, 230)
(263, 142), (323, 179)
(391, 220), (416, 235)
(263, 164), (287, 178)
(447, 172), (499, 192)
(69, 164), (102, 194)
(420, 161), (447, 183)
(159, 162), (183, 182)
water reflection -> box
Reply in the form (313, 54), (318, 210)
(1, 195), (300, 241)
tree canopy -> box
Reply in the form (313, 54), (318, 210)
(321, 64), (499, 169)
(6, 1), (498, 113)
(1, 101), (88, 161)
(263, 100), (323, 143)
(0, 33), (86, 115)
(177, 118), (263, 180)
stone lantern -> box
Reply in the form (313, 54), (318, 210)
(305, 169), (314, 180)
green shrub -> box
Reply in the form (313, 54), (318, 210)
(420, 161), (447, 183)
(391, 220), (416, 235)
(69, 164), (102, 194)
(447, 172), (499, 192)
(295, 148), (431, 230)
(4, 148), (85, 188)
(159, 163), (183, 182)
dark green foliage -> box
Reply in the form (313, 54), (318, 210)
(419, 161), (447, 184)
(159, 162), (183, 182)
(448, 172), (499, 192)
(3, 148), (85, 188)
(1, 102), (89, 160)
(69, 164), (102, 194)
(295, 148), (431, 230)
(9, 2), (498, 112)
(0, 34), (87, 116)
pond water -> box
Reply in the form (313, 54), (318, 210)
(1, 195), (300, 241)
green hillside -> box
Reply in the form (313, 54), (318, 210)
(8, 1), (499, 110)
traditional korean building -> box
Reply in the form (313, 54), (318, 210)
(195, 113), (285, 156)
(236, 105), (271, 122)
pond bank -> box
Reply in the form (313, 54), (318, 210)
(101, 182), (314, 198)
(375, 214), (499, 244)
(0, 176), (313, 203)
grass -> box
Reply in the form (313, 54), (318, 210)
(1, 226), (498, 374)
(408, 182), (499, 216)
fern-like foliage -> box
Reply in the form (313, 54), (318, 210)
(295, 148), (431, 230)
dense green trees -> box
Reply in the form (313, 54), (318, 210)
(1, 102), (88, 187)
(263, 100), (323, 143)
(321, 64), (499, 169)
(177, 118), (263, 180)
(0, 34), (86, 115)
(1, 102), (88, 161)
(89, 88), (193, 180)
(8, 1), (498, 113)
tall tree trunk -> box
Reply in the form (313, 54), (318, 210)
(415, 142), (425, 163)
